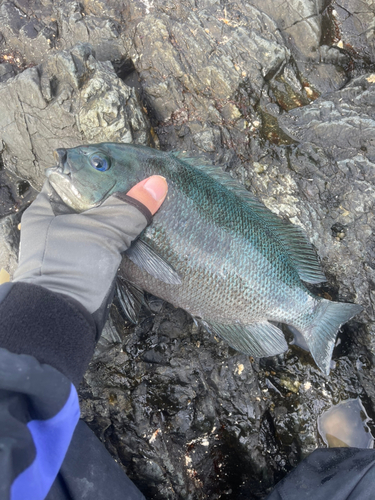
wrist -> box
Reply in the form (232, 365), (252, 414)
(0, 282), (97, 387)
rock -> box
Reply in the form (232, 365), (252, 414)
(125, 2), (295, 153)
(81, 303), (271, 499)
(0, 159), (35, 280)
(322, 0), (375, 65)
(0, 44), (153, 189)
(279, 74), (375, 161)
(0, 213), (19, 279)
(276, 75), (375, 339)
(0, 0), (58, 63)
(0, 166), (32, 216)
(56, 1), (124, 61)
(0, 61), (16, 82)
(250, 0), (324, 61)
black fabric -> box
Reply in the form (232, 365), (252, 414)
(0, 390), (36, 496)
(0, 282), (96, 387)
(0, 282), (145, 500)
(266, 448), (375, 500)
(0, 347), (72, 421)
(0, 348), (75, 499)
(91, 276), (117, 340)
(47, 420), (146, 500)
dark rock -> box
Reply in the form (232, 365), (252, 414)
(124, 1), (295, 154)
(0, 161), (35, 279)
(321, 0), (375, 66)
(0, 0), (58, 62)
(0, 61), (16, 81)
(82, 303), (270, 499)
(56, 1), (124, 61)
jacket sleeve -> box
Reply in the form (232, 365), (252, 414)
(266, 447), (375, 500)
(0, 281), (97, 500)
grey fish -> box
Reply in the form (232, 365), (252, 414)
(46, 143), (362, 374)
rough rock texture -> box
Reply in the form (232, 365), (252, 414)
(0, 43), (153, 189)
(1, 0), (375, 498)
(87, 303), (269, 499)
(0, 212), (20, 278)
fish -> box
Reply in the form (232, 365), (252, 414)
(46, 143), (363, 374)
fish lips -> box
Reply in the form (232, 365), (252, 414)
(47, 149), (73, 182)
(46, 165), (82, 209)
(46, 152), (90, 211)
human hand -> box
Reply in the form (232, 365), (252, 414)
(13, 175), (168, 333)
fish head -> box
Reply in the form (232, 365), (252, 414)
(46, 143), (146, 211)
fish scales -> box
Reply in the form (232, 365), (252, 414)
(125, 168), (305, 324)
(46, 143), (363, 374)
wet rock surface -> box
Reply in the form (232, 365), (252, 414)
(1, 0), (375, 498)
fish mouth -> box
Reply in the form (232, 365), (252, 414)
(46, 148), (72, 181)
(45, 148), (86, 210)
(45, 168), (72, 184)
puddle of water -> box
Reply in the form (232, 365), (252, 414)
(318, 398), (374, 448)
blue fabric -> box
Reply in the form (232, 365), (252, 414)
(11, 384), (80, 500)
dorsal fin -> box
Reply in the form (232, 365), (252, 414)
(171, 151), (326, 284)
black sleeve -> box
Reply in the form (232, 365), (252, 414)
(0, 281), (97, 387)
(0, 345), (80, 500)
(0, 282), (145, 500)
(266, 447), (375, 500)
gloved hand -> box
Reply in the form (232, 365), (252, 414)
(12, 175), (168, 333)
(0, 176), (168, 499)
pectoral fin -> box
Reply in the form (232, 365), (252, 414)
(125, 238), (182, 285)
(200, 319), (288, 358)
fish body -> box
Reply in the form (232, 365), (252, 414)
(47, 143), (362, 374)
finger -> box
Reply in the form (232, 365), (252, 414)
(126, 175), (168, 215)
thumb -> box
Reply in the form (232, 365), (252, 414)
(126, 175), (168, 215)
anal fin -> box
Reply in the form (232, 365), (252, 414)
(200, 319), (288, 358)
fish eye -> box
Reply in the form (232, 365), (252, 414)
(89, 153), (111, 172)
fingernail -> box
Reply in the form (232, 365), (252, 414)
(143, 175), (168, 201)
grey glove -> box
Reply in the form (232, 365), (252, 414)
(13, 181), (153, 328)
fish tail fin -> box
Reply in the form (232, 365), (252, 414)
(301, 299), (363, 375)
